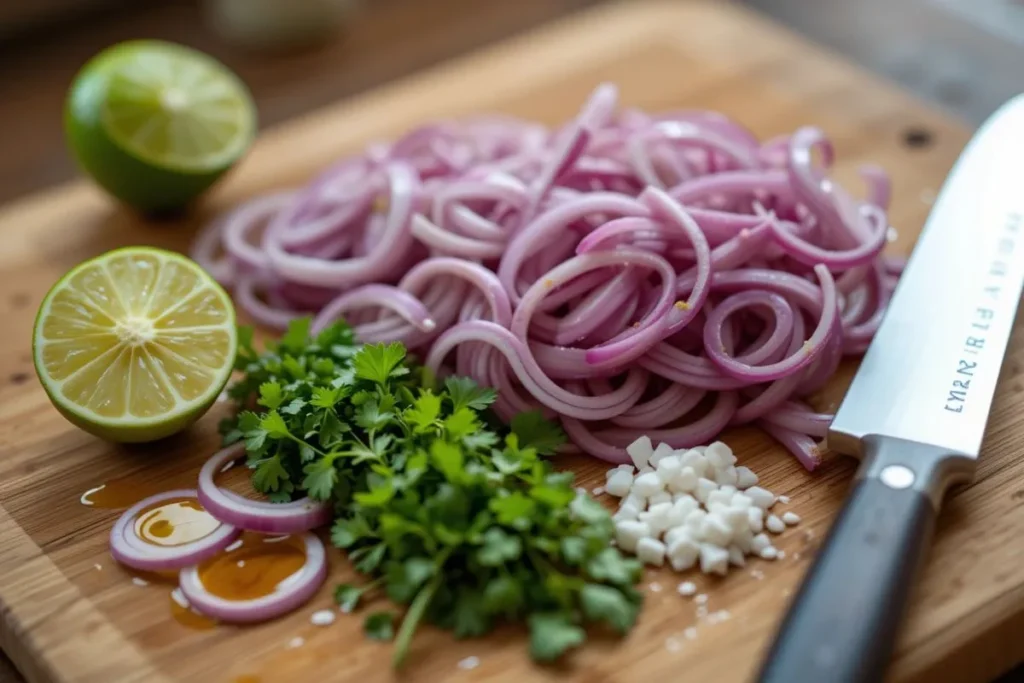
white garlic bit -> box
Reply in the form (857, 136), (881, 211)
(626, 436), (654, 469)
(636, 537), (667, 566)
(677, 581), (697, 597)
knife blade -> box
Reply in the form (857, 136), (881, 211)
(755, 93), (1024, 683)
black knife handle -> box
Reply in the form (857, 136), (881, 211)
(754, 450), (943, 683)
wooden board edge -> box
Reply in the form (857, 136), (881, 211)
(0, 506), (172, 683)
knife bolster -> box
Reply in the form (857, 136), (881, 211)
(855, 435), (975, 510)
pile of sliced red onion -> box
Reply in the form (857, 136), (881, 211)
(109, 445), (331, 622)
(193, 83), (901, 470)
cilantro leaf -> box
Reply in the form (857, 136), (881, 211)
(490, 492), (536, 530)
(482, 575), (523, 617)
(310, 386), (342, 408)
(429, 441), (464, 482)
(355, 543), (387, 573)
(530, 485), (575, 508)
(252, 454), (290, 493)
(445, 376), (497, 412)
(281, 397), (306, 415)
(510, 411), (565, 455)
(335, 583), (364, 613)
(257, 382), (284, 410)
(492, 446), (528, 474)
(463, 431), (499, 451)
(316, 320), (355, 350)
(355, 399), (392, 431)
(528, 613), (585, 662)
(319, 409), (346, 449)
(476, 527), (522, 566)
(279, 317), (312, 354)
(332, 515), (374, 548)
(452, 589), (491, 638)
(560, 536), (588, 566)
(236, 325), (256, 358)
(570, 494), (611, 525)
(302, 457), (338, 500)
(353, 342), (407, 384)
(260, 411), (290, 439)
(586, 548), (643, 587)
(364, 612), (395, 641)
(237, 410), (270, 453)
(281, 355), (305, 379)
(354, 481), (395, 507)
(443, 407), (479, 440)
(312, 357), (335, 376)
(385, 557), (435, 603)
(580, 584), (639, 633)
(404, 390), (441, 433)
(237, 411), (262, 433)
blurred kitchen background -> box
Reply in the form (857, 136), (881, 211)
(0, 0), (1023, 680)
(0, 0), (1022, 209)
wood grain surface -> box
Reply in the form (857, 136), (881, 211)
(2, 1), (1018, 682)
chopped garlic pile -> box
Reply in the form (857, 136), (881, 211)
(607, 437), (799, 576)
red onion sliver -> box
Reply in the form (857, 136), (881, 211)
(178, 532), (327, 623)
(192, 82), (902, 471)
(109, 489), (241, 572)
(198, 445), (333, 533)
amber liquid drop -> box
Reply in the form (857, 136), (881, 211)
(115, 494), (226, 631)
(198, 533), (307, 601)
(170, 593), (218, 631)
(80, 478), (175, 509)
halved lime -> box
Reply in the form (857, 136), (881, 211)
(33, 247), (238, 443)
(65, 40), (256, 213)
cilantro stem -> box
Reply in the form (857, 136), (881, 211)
(287, 433), (326, 458)
(392, 574), (442, 668)
(527, 547), (560, 577)
(392, 547), (452, 668)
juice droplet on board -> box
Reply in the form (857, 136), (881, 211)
(132, 497), (221, 547)
(170, 588), (217, 631)
(79, 478), (170, 509)
(198, 533), (307, 601)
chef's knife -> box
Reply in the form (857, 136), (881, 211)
(755, 93), (1024, 683)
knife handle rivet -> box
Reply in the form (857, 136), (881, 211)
(879, 464), (915, 490)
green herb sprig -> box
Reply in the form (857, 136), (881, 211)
(220, 319), (643, 666)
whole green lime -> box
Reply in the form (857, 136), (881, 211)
(64, 40), (257, 214)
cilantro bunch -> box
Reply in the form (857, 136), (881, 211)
(221, 319), (643, 666)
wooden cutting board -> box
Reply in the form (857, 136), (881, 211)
(1, 1), (1019, 682)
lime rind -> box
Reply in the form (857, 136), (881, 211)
(33, 247), (238, 443)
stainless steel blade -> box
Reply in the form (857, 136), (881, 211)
(830, 94), (1024, 460)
